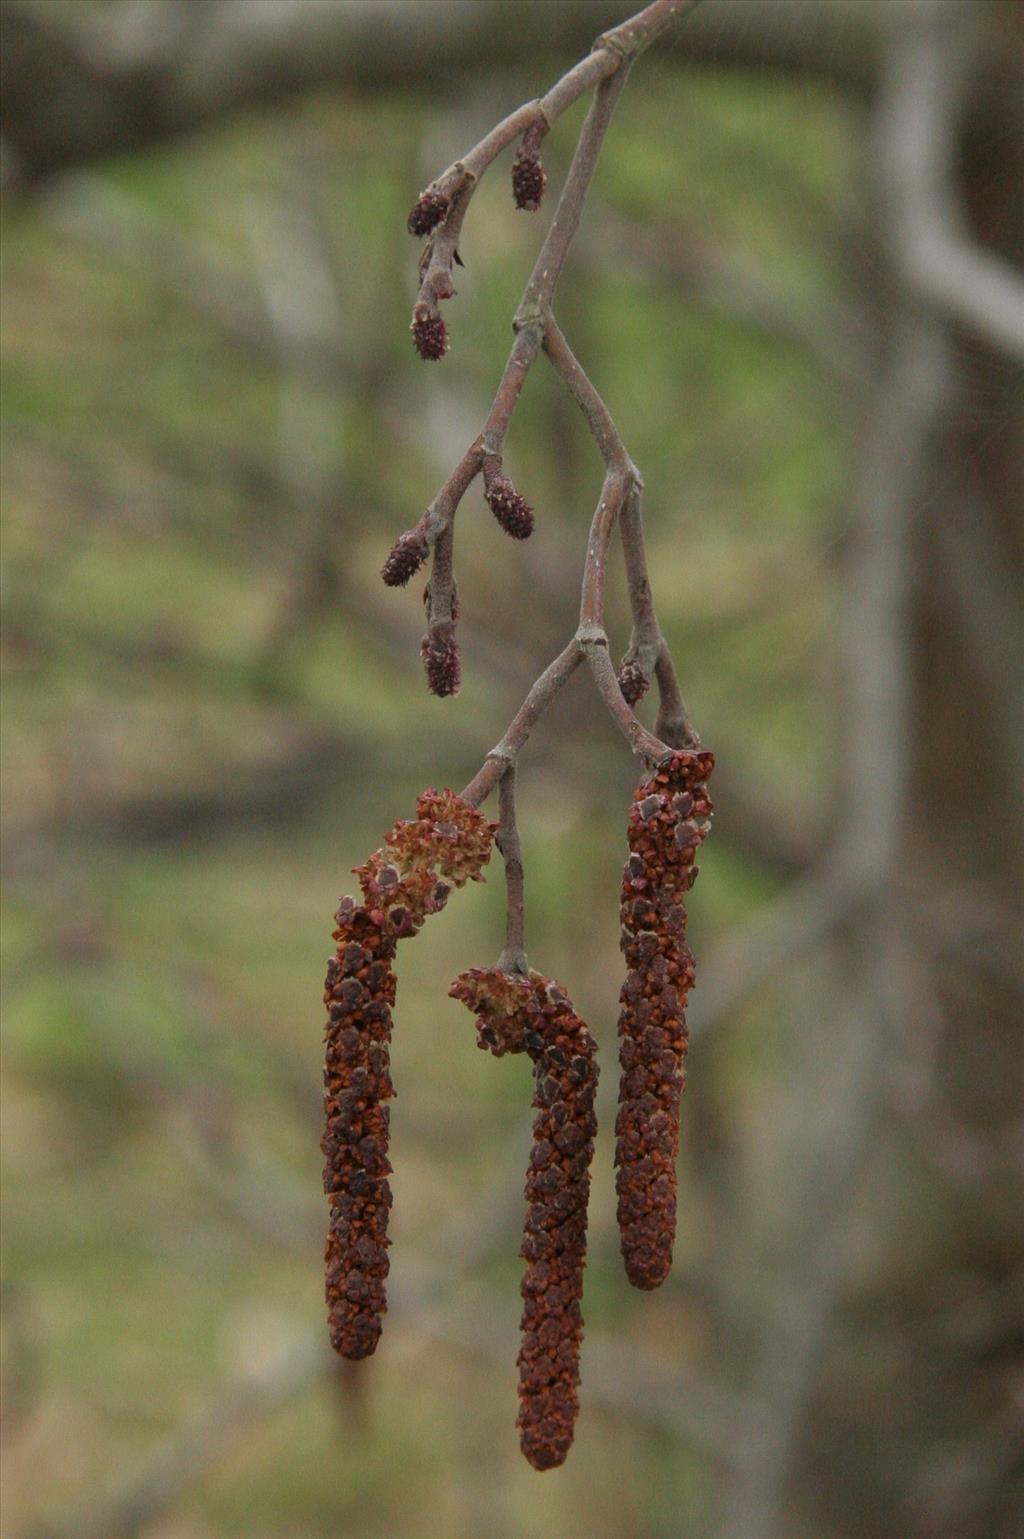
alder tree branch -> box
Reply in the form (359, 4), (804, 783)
(384, 2), (706, 924)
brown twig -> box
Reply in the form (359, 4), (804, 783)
(542, 317), (698, 746)
(460, 640), (583, 808)
(393, 0), (704, 755)
(404, 6), (709, 1002)
(413, 0), (700, 323)
(396, 58), (635, 579)
(495, 767), (528, 976)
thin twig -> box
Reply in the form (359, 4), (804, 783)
(495, 766), (528, 975)
(543, 316), (698, 745)
(460, 641), (583, 808)
(399, 1), (702, 779)
(414, 0), (701, 320)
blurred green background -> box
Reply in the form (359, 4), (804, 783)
(2, 4), (1021, 1538)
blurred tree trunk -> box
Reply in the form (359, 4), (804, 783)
(797, 10), (1023, 1537)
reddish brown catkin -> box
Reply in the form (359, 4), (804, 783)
(322, 791), (496, 1359)
(322, 898), (396, 1359)
(512, 124), (547, 212)
(615, 749), (714, 1290)
(450, 968), (598, 1472)
(407, 187), (449, 238)
(483, 455), (535, 541)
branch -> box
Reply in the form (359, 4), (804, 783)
(460, 641), (583, 808)
(395, 49), (640, 571)
(542, 317), (699, 747)
(391, 2), (703, 777)
(879, 2), (1024, 360)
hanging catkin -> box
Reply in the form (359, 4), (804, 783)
(322, 897), (397, 1359)
(615, 749), (714, 1290)
(322, 791), (495, 1358)
(450, 967), (598, 1471)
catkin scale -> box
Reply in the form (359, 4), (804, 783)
(450, 968), (598, 1471)
(615, 749), (714, 1290)
(322, 793), (496, 1359)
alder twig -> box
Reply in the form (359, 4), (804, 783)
(412, 0), (700, 324)
(495, 767), (528, 976)
(460, 641), (583, 808)
(542, 316), (698, 746)
(393, 0), (708, 823)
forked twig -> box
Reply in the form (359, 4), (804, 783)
(386, 0), (706, 961)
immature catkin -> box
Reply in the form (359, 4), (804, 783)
(323, 793), (496, 1359)
(617, 658), (650, 708)
(421, 626), (461, 697)
(512, 149), (547, 212)
(322, 897), (396, 1359)
(407, 187), (449, 238)
(484, 473), (535, 540)
(411, 307), (448, 361)
(450, 968), (599, 1472)
(382, 530), (430, 588)
(615, 749), (714, 1290)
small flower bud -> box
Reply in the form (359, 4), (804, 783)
(485, 473), (535, 540)
(407, 188), (449, 238)
(617, 660), (649, 707)
(382, 531), (429, 587)
(421, 629), (461, 697)
(411, 307), (448, 362)
(512, 149), (546, 212)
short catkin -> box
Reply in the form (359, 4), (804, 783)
(411, 306), (448, 361)
(450, 968), (598, 1472)
(407, 187), (449, 238)
(484, 470), (535, 540)
(615, 749), (714, 1290)
(322, 792), (496, 1358)
(511, 149), (547, 211)
(420, 626), (461, 697)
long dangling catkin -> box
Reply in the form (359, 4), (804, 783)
(450, 968), (598, 1472)
(615, 749), (714, 1290)
(322, 791), (496, 1360)
(322, 897), (397, 1359)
